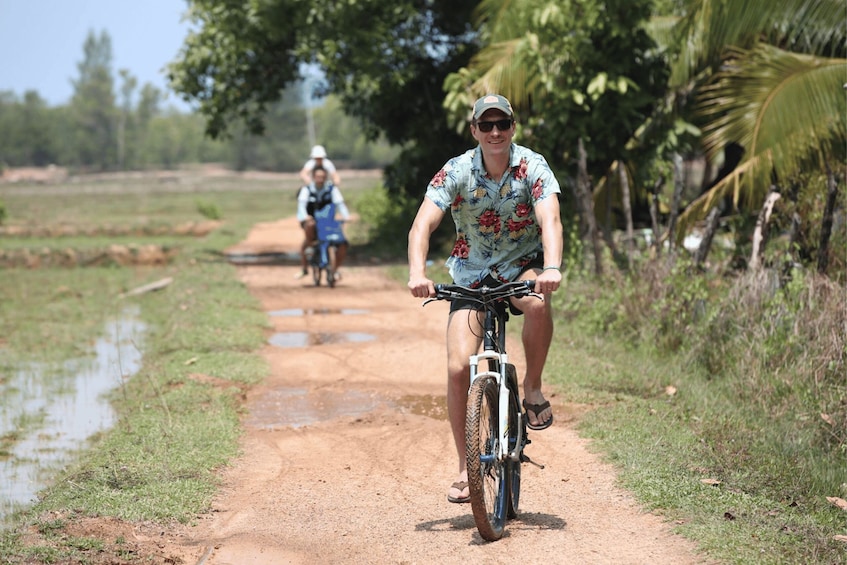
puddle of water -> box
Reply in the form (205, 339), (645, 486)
(225, 252), (300, 265)
(247, 388), (389, 429)
(268, 332), (376, 348)
(248, 389), (449, 429)
(399, 394), (449, 421)
(0, 306), (145, 525)
(268, 308), (368, 317)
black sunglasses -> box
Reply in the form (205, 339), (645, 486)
(475, 118), (513, 133)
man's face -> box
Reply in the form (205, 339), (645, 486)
(313, 169), (327, 186)
(471, 109), (514, 156)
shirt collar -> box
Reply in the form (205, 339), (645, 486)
(471, 144), (519, 174)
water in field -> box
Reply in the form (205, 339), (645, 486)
(0, 307), (145, 526)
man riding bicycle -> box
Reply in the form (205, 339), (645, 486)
(407, 94), (563, 504)
(296, 166), (350, 279)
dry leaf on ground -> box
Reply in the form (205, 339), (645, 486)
(826, 497), (847, 511)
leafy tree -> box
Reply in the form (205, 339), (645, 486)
(70, 30), (117, 170)
(0, 91), (58, 167)
(168, 0), (480, 194)
(442, 0), (669, 263)
(118, 69), (138, 169)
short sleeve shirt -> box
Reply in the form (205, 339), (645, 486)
(425, 143), (560, 286)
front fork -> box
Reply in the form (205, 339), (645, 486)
(469, 351), (522, 464)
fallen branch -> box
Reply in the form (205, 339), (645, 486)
(120, 277), (174, 298)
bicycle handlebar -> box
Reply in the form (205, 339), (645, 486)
(423, 280), (540, 307)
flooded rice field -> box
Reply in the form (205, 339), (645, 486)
(0, 307), (145, 525)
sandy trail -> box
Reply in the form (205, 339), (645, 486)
(166, 217), (708, 564)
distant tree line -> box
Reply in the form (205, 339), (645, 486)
(0, 30), (396, 174)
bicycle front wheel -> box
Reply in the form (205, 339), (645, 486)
(466, 375), (508, 541)
(506, 363), (521, 518)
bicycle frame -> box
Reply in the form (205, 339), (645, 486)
(468, 305), (523, 467)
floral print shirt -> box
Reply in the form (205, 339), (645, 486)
(425, 143), (561, 287)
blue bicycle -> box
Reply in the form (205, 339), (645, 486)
(309, 203), (346, 288)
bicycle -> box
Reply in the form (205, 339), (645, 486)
(308, 203), (346, 288)
(424, 279), (545, 541)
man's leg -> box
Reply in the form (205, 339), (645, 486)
(515, 271), (554, 428)
(445, 308), (482, 501)
(298, 218), (317, 275)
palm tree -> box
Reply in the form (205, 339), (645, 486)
(671, 0), (846, 271)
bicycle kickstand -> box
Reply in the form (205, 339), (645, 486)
(521, 452), (546, 469)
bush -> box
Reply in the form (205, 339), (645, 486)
(353, 184), (418, 257)
(0, 199), (7, 225)
(196, 200), (223, 220)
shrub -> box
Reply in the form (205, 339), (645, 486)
(196, 200), (223, 220)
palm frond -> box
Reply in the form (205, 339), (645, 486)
(670, 0), (846, 87)
(698, 45), (847, 176)
(678, 45), (846, 237)
(469, 35), (545, 111)
(676, 151), (775, 236)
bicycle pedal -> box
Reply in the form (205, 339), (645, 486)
(521, 453), (545, 469)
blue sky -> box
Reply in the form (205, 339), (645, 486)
(0, 0), (193, 110)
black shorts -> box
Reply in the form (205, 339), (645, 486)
(448, 257), (543, 316)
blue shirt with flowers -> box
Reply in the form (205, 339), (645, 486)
(425, 143), (561, 287)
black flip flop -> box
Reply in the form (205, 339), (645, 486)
(523, 399), (553, 430)
(447, 481), (470, 503)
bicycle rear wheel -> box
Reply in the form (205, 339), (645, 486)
(505, 363), (522, 518)
(466, 375), (508, 541)
(326, 245), (337, 288)
(310, 245), (322, 286)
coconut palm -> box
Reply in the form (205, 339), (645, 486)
(671, 0), (846, 260)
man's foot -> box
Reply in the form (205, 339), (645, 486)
(523, 399), (553, 430)
(294, 269), (308, 279)
(447, 480), (470, 504)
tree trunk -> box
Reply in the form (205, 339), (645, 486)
(749, 187), (781, 271)
(694, 202), (723, 269)
(576, 138), (603, 276)
(649, 175), (664, 258)
(618, 161), (635, 269)
(788, 211), (802, 266)
(817, 163), (840, 275)
(666, 153), (684, 254)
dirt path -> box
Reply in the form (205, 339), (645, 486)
(166, 217), (709, 564)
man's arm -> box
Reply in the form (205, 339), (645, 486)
(534, 195), (564, 290)
(296, 187), (310, 222)
(331, 187), (351, 221)
(407, 198), (445, 298)
(299, 159), (314, 185)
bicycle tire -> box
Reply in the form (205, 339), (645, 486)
(326, 245), (337, 288)
(466, 375), (508, 541)
(505, 363), (521, 518)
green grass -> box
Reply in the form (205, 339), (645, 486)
(539, 278), (847, 565)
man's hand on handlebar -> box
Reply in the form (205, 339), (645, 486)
(532, 268), (562, 295)
(408, 275), (435, 298)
